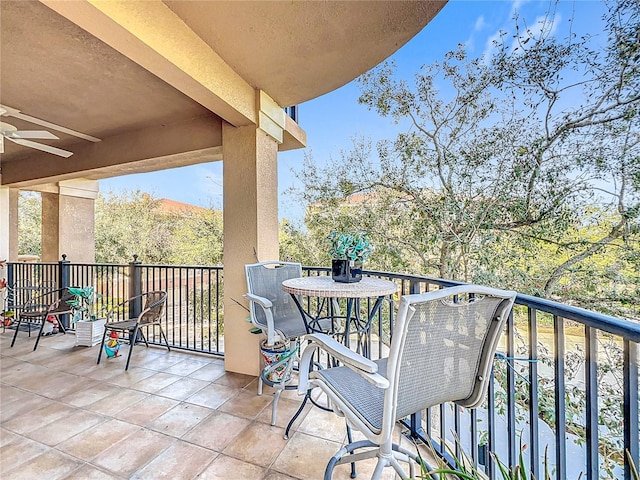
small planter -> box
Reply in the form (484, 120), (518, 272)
(260, 339), (293, 383)
(331, 259), (363, 283)
(75, 318), (106, 347)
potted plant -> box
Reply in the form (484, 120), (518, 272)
(68, 286), (107, 347)
(326, 230), (373, 283)
(0, 277), (13, 327)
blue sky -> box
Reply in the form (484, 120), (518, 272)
(101, 0), (606, 224)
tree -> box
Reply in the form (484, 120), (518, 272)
(169, 205), (223, 266)
(95, 190), (177, 264)
(17, 192), (41, 257)
(293, 0), (639, 316)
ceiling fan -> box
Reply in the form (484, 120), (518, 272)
(0, 104), (101, 158)
(0, 120), (73, 158)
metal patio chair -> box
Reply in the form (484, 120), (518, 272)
(297, 284), (517, 479)
(244, 261), (319, 425)
(96, 291), (168, 371)
(2, 279), (54, 333)
(10, 286), (72, 351)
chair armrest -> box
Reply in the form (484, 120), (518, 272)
(307, 333), (378, 373)
(298, 334), (389, 394)
(243, 293), (273, 309)
(243, 293), (278, 345)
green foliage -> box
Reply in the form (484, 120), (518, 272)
(279, 219), (322, 265)
(16, 189), (224, 266)
(168, 206), (223, 266)
(17, 192), (41, 257)
(94, 190), (222, 265)
(418, 435), (552, 480)
(289, 0), (639, 319)
(95, 190), (175, 263)
(326, 230), (372, 261)
(67, 286), (105, 322)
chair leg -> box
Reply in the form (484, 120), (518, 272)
(285, 390), (311, 440)
(159, 326), (170, 352)
(138, 330), (149, 348)
(271, 389), (283, 426)
(10, 317), (22, 347)
(347, 425), (357, 478)
(57, 315), (66, 335)
(124, 326), (139, 371)
(96, 325), (110, 365)
(32, 318), (47, 351)
(257, 374), (264, 395)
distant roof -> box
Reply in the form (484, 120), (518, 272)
(157, 198), (209, 215)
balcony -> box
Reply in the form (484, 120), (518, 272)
(1, 260), (639, 479)
(3, 329), (430, 479)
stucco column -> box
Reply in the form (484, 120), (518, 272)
(0, 187), (19, 262)
(41, 180), (98, 263)
(222, 122), (279, 375)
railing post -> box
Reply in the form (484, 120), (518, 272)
(58, 254), (71, 328)
(129, 255), (142, 318)
(623, 340), (639, 480)
(59, 254), (70, 290)
(7, 261), (15, 308)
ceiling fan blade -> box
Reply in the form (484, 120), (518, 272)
(5, 130), (60, 140)
(6, 137), (73, 158)
(0, 104), (101, 143)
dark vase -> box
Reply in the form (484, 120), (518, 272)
(331, 259), (363, 283)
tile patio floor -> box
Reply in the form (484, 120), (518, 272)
(0, 329), (433, 479)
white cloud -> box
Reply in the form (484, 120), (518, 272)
(510, 0), (529, 17)
(482, 30), (504, 62)
(465, 15), (488, 53)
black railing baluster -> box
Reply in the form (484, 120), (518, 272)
(528, 307), (540, 479)
(554, 315), (567, 480)
(585, 326), (599, 480)
(471, 409), (479, 469)
(454, 402), (461, 461)
(507, 308), (517, 467)
(487, 369), (496, 479)
(623, 340), (639, 480)
(59, 255), (70, 327)
(439, 404), (446, 456)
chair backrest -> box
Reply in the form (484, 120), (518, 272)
(9, 279), (41, 310)
(25, 286), (74, 314)
(51, 287), (76, 314)
(385, 285), (516, 425)
(245, 261), (302, 329)
(139, 291), (167, 325)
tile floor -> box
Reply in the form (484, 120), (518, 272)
(0, 329), (434, 479)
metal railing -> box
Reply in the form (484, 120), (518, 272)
(302, 267), (640, 480)
(5, 257), (224, 356)
(4, 260), (638, 478)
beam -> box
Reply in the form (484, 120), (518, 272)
(2, 115), (223, 186)
(41, 0), (256, 127)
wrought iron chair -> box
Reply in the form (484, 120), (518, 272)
(10, 286), (72, 351)
(297, 284), (517, 479)
(244, 261), (320, 425)
(96, 291), (168, 371)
